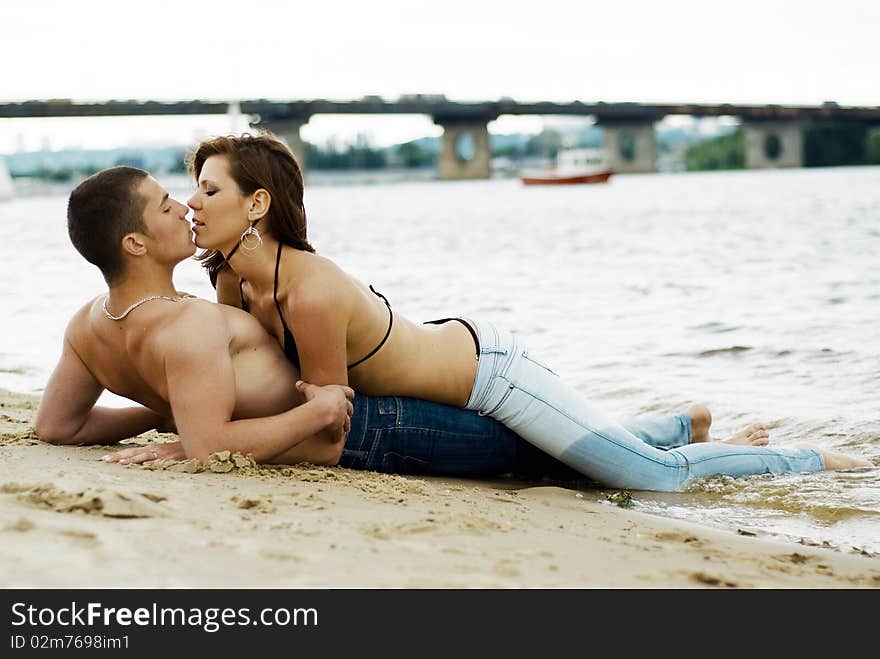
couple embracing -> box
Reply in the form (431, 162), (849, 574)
(34, 133), (869, 492)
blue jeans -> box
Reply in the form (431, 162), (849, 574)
(338, 393), (721, 486)
(464, 319), (826, 492)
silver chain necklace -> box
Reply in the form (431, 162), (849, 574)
(102, 293), (196, 321)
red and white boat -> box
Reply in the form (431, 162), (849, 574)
(520, 148), (613, 186)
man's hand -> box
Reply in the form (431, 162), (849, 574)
(295, 380), (355, 443)
(102, 441), (186, 466)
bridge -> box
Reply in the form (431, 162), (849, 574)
(3, 98), (879, 179)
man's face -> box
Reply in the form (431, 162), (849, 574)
(138, 176), (197, 264)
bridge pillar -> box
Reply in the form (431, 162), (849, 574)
(744, 120), (804, 168)
(252, 117), (310, 171)
(433, 119), (492, 180)
(599, 120), (657, 173)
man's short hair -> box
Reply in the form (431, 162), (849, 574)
(67, 166), (150, 284)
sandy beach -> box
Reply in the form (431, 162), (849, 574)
(1, 389), (878, 589)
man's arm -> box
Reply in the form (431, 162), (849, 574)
(34, 333), (169, 445)
(161, 304), (353, 464)
(104, 380), (351, 467)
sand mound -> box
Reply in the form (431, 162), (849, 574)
(3, 482), (167, 518)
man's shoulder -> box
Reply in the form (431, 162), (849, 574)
(151, 298), (228, 344)
(64, 296), (104, 342)
(151, 301), (237, 376)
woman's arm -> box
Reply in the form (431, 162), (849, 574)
(288, 271), (352, 387)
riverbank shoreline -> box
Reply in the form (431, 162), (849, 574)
(2, 389), (878, 588)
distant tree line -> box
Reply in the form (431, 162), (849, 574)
(305, 142), (387, 169)
(684, 129), (746, 170)
(13, 123), (880, 181)
(11, 151), (186, 181)
(397, 141), (435, 167)
(685, 122), (880, 171)
(803, 122), (880, 166)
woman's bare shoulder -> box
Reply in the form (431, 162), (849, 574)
(288, 251), (356, 292)
(295, 249), (347, 273)
(282, 251), (359, 317)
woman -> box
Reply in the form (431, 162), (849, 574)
(186, 134), (870, 492)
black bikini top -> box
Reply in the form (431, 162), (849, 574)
(239, 242), (393, 371)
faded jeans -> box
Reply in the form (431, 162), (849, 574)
(463, 319), (825, 492)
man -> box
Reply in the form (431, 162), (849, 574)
(34, 166), (550, 476)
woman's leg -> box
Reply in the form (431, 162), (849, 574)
(619, 413), (691, 449)
(464, 321), (825, 492)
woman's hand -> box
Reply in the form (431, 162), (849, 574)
(102, 441), (186, 466)
(296, 380), (355, 443)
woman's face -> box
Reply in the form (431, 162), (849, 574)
(188, 155), (251, 252)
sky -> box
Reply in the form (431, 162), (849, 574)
(1, 0), (877, 153)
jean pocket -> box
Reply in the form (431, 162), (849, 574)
(521, 349), (558, 376)
(481, 379), (516, 417)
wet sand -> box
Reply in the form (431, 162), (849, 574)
(2, 390), (878, 588)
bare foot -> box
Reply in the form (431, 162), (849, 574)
(688, 404), (712, 443)
(795, 443), (873, 471)
(720, 423), (770, 446)
(687, 404), (770, 445)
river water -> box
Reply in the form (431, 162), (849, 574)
(1, 165), (878, 553)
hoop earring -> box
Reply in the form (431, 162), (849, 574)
(240, 222), (263, 251)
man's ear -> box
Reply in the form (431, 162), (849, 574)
(121, 232), (148, 257)
(248, 189), (271, 221)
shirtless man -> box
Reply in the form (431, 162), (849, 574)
(33, 166), (362, 465)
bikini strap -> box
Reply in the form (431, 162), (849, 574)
(369, 284), (391, 310)
(347, 285), (393, 370)
(424, 317), (480, 357)
(273, 242), (293, 334)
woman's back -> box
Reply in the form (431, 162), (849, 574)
(219, 247), (478, 406)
